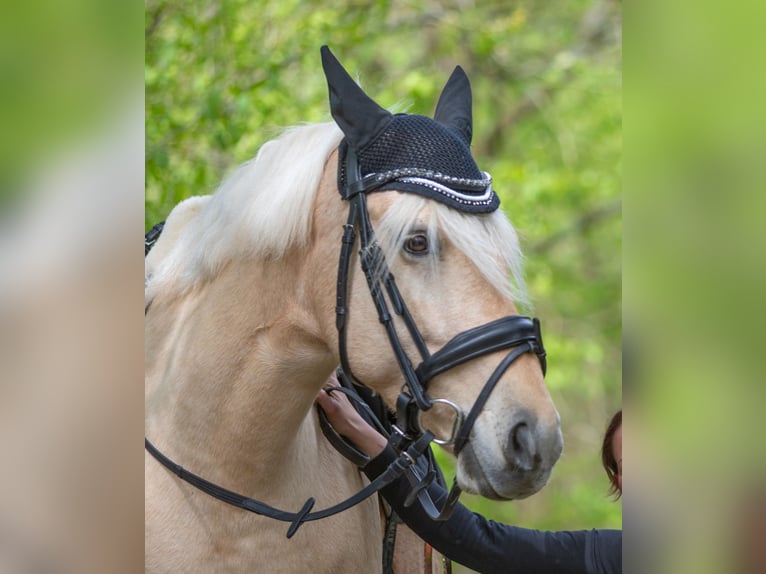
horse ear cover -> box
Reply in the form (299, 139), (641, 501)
(320, 46), (499, 214)
(433, 66), (473, 145)
(321, 45), (392, 150)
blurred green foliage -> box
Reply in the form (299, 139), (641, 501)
(0, 0), (140, 204)
(146, 0), (622, 563)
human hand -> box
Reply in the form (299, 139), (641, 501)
(316, 372), (388, 458)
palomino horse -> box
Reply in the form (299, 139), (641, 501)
(145, 47), (563, 573)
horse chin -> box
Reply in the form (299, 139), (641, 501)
(455, 443), (552, 501)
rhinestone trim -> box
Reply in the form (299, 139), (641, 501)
(396, 176), (495, 204)
(369, 168), (492, 191)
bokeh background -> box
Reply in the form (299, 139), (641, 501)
(145, 0), (623, 558)
(4, 0), (764, 572)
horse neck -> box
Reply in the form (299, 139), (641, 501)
(145, 252), (337, 494)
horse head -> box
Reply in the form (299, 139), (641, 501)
(317, 47), (562, 501)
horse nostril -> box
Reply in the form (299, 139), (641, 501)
(507, 421), (539, 471)
(511, 422), (527, 450)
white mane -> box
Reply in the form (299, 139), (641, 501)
(146, 122), (343, 298)
(146, 120), (528, 309)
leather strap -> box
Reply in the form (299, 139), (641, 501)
(317, 404), (371, 468)
(145, 431), (435, 538)
(453, 343), (536, 454)
(415, 316), (543, 384)
(144, 221), (165, 255)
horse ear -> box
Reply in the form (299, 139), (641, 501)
(433, 66), (473, 145)
(320, 46), (392, 150)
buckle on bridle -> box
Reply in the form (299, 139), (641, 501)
(415, 398), (464, 446)
(396, 383), (465, 447)
(388, 424), (412, 452)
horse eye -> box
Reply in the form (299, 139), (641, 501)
(404, 234), (429, 255)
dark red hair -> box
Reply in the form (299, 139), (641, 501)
(601, 410), (622, 498)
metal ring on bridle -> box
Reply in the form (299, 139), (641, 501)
(415, 398), (465, 446)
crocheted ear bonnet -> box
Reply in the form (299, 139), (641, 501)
(321, 46), (500, 214)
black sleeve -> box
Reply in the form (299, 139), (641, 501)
(365, 445), (622, 574)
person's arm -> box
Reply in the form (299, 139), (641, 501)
(365, 444), (621, 574)
(316, 380), (621, 574)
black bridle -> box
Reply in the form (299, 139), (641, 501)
(144, 143), (547, 538)
(334, 144), (547, 520)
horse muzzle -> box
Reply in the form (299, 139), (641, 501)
(456, 408), (563, 500)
